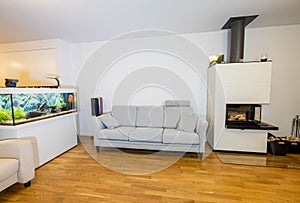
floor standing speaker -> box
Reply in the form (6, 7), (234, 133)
(91, 97), (103, 116)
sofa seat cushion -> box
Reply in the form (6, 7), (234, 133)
(97, 127), (135, 141)
(129, 127), (163, 143)
(112, 106), (137, 127)
(163, 129), (199, 144)
(0, 159), (19, 182)
(136, 106), (163, 128)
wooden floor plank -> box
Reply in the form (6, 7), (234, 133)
(1, 136), (300, 202)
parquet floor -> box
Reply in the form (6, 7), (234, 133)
(1, 137), (300, 203)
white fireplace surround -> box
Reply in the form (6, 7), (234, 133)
(207, 62), (275, 153)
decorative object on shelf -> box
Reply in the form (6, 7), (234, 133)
(5, 79), (19, 87)
(260, 53), (268, 62)
(209, 54), (224, 66)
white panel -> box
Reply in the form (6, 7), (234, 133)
(206, 67), (215, 147)
(223, 83), (271, 103)
(214, 129), (268, 153)
(216, 62), (272, 103)
(217, 62), (272, 83)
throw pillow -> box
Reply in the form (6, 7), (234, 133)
(99, 114), (120, 129)
(177, 114), (198, 133)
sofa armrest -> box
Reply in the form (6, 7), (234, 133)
(196, 117), (209, 153)
(0, 139), (35, 184)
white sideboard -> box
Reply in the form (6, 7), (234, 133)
(0, 113), (78, 167)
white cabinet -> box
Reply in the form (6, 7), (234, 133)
(0, 88), (78, 167)
(207, 62), (273, 153)
(0, 113), (78, 167)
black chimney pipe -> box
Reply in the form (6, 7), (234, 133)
(222, 15), (258, 63)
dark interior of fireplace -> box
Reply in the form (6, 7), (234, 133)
(225, 104), (279, 130)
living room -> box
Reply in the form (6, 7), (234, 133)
(0, 1), (300, 202)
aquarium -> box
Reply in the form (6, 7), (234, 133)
(0, 90), (77, 125)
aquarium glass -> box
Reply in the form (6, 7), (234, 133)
(0, 92), (77, 125)
(0, 94), (13, 124)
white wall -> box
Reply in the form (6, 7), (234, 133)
(74, 31), (224, 135)
(244, 24), (300, 136)
(0, 40), (58, 87)
(0, 39), (73, 87)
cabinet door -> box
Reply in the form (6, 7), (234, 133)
(216, 62), (272, 104)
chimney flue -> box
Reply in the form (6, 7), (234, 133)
(222, 15), (258, 63)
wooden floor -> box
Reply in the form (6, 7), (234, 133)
(1, 139), (300, 203)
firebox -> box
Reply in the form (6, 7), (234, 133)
(225, 104), (278, 130)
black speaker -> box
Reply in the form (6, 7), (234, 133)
(91, 97), (103, 116)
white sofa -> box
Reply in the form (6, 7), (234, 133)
(93, 101), (208, 159)
(0, 139), (35, 192)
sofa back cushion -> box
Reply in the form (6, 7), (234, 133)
(136, 106), (164, 128)
(99, 113), (120, 129)
(163, 106), (193, 128)
(112, 106), (137, 127)
(177, 114), (198, 133)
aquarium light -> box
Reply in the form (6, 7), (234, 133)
(45, 74), (60, 87)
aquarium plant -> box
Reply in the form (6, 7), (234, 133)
(13, 108), (26, 119)
(61, 102), (67, 110)
(0, 109), (12, 122)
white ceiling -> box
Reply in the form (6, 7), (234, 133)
(1, 0), (300, 44)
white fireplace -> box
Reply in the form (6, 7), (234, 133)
(207, 61), (278, 153)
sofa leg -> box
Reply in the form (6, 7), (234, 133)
(198, 153), (203, 160)
(96, 146), (100, 153)
(24, 181), (31, 187)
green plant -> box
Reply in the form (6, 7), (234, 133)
(53, 101), (66, 109)
(0, 109), (12, 122)
(61, 102), (67, 109)
(13, 108), (26, 119)
(61, 102), (66, 108)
